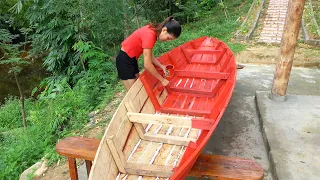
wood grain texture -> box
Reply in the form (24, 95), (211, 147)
(189, 154), (264, 180)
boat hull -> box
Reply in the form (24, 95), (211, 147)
(89, 36), (236, 180)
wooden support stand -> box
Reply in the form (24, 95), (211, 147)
(56, 137), (264, 180)
(56, 136), (100, 180)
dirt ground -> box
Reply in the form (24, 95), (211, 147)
(34, 43), (319, 180)
(235, 43), (320, 67)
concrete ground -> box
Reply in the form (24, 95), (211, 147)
(188, 64), (320, 180)
(78, 64), (320, 180)
(256, 92), (320, 180)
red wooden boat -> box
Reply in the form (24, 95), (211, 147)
(89, 36), (236, 180)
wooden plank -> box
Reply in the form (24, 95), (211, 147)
(88, 136), (114, 180)
(115, 115), (133, 151)
(188, 154), (264, 180)
(105, 104), (127, 137)
(126, 140), (150, 163)
(140, 98), (155, 114)
(106, 136), (126, 173)
(124, 162), (174, 177)
(127, 112), (192, 128)
(186, 49), (223, 54)
(127, 79), (144, 100)
(125, 101), (146, 139)
(143, 133), (196, 146)
(131, 85), (149, 112)
(123, 126), (141, 161)
(106, 158), (118, 180)
(135, 141), (160, 164)
(56, 137), (100, 161)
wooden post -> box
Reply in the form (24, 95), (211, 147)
(270, 0), (306, 101)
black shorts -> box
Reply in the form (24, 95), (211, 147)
(116, 50), (139, 80)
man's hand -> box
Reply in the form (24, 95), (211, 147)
(160, 64), (169, 77)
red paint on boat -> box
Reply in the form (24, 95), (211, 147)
(140, 36), (236, 179)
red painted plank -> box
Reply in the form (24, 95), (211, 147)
(140, 75), (161, 111)
(191, 118), (215, 130)
(186, 49), (223, 54)
(175, 71), (230, 80)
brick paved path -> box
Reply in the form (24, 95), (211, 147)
(258, 0), (289, 44)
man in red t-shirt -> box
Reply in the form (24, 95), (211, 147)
(116, 16), (181, 91)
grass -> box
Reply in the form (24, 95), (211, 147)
(152, 0), (252, 57)
(238, 0), (261, 35)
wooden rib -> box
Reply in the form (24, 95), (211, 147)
(125, 101), (146, 139)
(127, 112), (192, 128)
(143, 133), (196, 146)
(106, 136), (126, 173)
(115, 115), (134, 151)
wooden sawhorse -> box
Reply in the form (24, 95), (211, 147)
(56, 136), (264, 180)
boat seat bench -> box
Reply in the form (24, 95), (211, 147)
(56, 136), (264, 180)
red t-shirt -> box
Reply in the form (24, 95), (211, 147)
(122, 25), (157, 60)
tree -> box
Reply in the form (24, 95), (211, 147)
(0, 28), (30, 128)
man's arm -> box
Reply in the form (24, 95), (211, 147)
(152, 54), (165, 69)
(143, 49), (169, 86)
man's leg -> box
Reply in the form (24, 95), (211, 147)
(121, 79), (136, 91)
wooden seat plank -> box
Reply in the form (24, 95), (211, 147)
(189, 154), (264, 180)
(56, 136), (100, 161)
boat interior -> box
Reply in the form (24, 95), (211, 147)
(89, 36), (236, 180)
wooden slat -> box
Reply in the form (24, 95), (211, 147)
(126, 79), (144, 102)
(140, 98), (156, 114)
(130, 85), (149, 112)
(56, 137), (100, 161)
(127, 112), (192, 128)
(115, 115), (133, 150)
(123, 127), (141, 161)
(143, 133), (196, 146)
(185, 49), (223, 54)
(105, 104), (127, 137)
(125, 101), (146, 139)
(124, 162), (174, 177)
(106, 160), (118, 179)
(188, 154), (264, 180)
(106, 136), (126, 173)
(88, 136), (115, 180)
